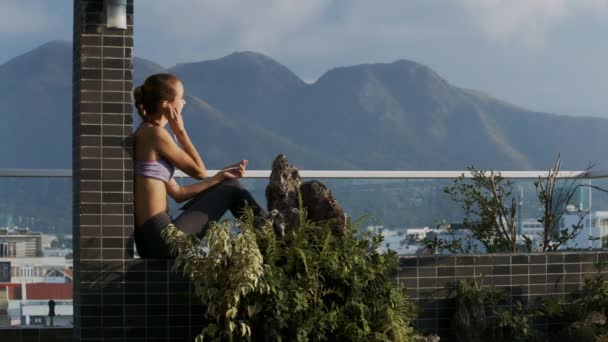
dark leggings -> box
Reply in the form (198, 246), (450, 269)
(134, 179), (267, 259)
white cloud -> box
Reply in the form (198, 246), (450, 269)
(137, 0), (331, 53)
(136, 0), (608, 64)
(454, 0), (608, 45)
(132, 0), (608, 117)
(0, 0), (58, 35)
(135, 0), (453, 69)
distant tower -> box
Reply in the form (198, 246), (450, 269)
(579, 185), (585, 210)
(517, 185), (523, 234)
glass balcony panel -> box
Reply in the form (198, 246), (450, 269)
(172, 174), (608, 254)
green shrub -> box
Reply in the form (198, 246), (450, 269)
(440, 166), (520, 253)
(492, 302), (541, 342)
(162, 207), (417, 341)
(535, 263), (608, 341)
(452, 278), (540, 342)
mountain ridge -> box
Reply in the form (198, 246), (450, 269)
(1, 41), (606, 171)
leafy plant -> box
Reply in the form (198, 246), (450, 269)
(534, 157), (591, 251)
(443, 166), (519, 253)
(433, 158), (608, 254)
(577, 262), (608, 316)
(162, 215), (268, 341)
(492, 302), (541, 342)
(455, 277), (505, 307)
(422, 229), (468, 254)
(451, 278), (505, 342)
(163, 203), (417, 341)
(452, 278), (541, 342)
(534, 262), (608, 341)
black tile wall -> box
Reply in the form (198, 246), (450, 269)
(70, 2), (206, 341)
(0, 328), (72, 342)
(398, 251), (608, 341)
(2, 248), (607, 342)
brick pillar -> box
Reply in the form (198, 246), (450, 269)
(73, 0), (134, 340)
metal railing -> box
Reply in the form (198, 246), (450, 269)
(2, 168), (608, 179)
(1, 168), (608, 254)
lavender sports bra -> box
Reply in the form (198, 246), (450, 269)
(134, 158), (175, 182)
(134, 122), (175, 182)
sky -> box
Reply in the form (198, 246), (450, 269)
(1, 0), (608, 118)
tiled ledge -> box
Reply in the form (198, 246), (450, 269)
(0, 327), (72, 342)
(5, 252), (607, 341)
(1, 259), (203, 342)
(78, 259), (204, 341)
(398, 251), (608, 340)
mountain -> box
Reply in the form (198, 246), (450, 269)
(167, 55), (607, 170)
(133, 57), (167, 84)
(134, 53), (351, 169)
(170, 51), (306, 123)
(1, 40), (606, 171)
(284, 60), (535, 170)
(3, 40), (608, 234)
(0, 40), (72, 168)
(175, 94), (355, 169)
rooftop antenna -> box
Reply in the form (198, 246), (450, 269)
(580, 184), (584, 210)
(517, 185), (523, 234)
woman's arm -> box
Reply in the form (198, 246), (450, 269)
(165, 174), (221, 203)
(165, 166), (246, 203)
(153, 128), (207, 179)
(167, 106), (206, 173)
(174, 129), (205, 173)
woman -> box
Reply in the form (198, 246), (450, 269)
(132, 73), (267, 258)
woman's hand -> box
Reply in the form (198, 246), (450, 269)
(222, 159), (248, 171)
(216, 160), (247, 181)
(216, 166), (245, 181)
(168, 105), (185, 135)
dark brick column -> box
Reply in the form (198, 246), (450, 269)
(73, 0), (135, 340)
(72, 2), (203, 341)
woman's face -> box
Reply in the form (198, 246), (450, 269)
(162, 81), (186, 117)
(171, 81), (186, 114)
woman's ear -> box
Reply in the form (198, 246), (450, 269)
(161, 100), (172, 114)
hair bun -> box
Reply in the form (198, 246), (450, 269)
(133, 86), (147, 118)
(137, 103), (147, 117)
(133, 85), (144, 102)
(133, 74), (179, 121)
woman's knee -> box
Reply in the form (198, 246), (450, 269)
(187, 179), (244, 203)
(218, 179), (251, 202)
(219, 178), (245, 190)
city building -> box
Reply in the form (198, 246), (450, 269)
(1, 283), (72, 327)
(593, 211), (608, 247)
(0, 227), (43, 257)
(518, 209), (608, 250)
(0, 257), (73, 327)
(0, 257), (72, 284)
